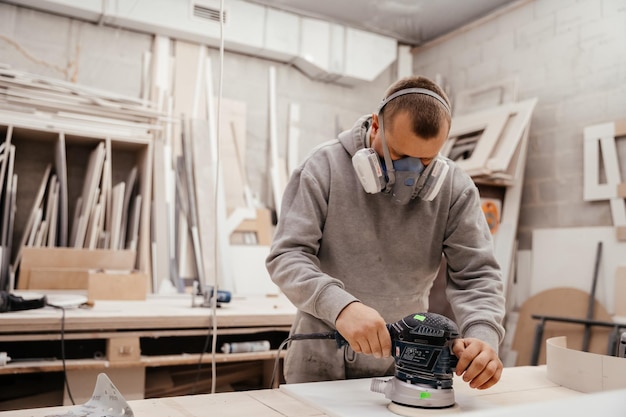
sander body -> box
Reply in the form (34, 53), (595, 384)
(352, 312), (460, 409)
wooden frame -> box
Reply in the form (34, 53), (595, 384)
(583, 121), (626, 200)
(442, 107), (509, 176)
(583, 120), (626, 226)
(442, 98), (537, 181)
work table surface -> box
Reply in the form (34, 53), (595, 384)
(3, 366), (625, 417)
(0, 292), (297, 333)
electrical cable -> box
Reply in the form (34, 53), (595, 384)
(210, 0), (226, 395)
(269, 332), (337, 388)
(191, 0), (226, 396)
(46, 302), (75, 405)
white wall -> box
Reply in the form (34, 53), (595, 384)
(0, 2), (396, 207)
(412, 0), (626, 249)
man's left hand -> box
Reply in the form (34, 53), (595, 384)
(451, 338), (503, 390)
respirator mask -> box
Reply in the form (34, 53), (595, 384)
(352, 88), (451, 205)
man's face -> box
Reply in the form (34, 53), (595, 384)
(370, 110), (449, 166)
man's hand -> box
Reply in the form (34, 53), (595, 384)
(452, 338), (503, 390)
(335, 302), (391, 359)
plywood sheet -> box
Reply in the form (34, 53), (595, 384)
(546, 336), (626, 393)
(280, 366), (578, 417)
(531, 226), (626, 314)
(230, 245), (280, 296)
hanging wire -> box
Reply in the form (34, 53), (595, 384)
(46, 302), (76, 405)
(210, 0), (226, 395)
(191, 0), (226, 395)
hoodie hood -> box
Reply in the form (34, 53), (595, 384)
(338, 114), (372, 158)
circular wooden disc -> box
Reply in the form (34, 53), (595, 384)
(511, 287), (612, 366)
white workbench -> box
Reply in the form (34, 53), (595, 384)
(2, 366), (625, 416)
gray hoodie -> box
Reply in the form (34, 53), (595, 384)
(266, 115), (506, 383)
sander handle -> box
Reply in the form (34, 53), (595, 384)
(333, 324), (393, 349)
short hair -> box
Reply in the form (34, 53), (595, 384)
(381, 76), (451, 139)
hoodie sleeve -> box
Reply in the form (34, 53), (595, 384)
(442, 172), (506, 351)
(266, 159), (359, 327)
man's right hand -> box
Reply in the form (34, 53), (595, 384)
(335, 302), (391, 359)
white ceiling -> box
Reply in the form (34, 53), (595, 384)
(249, 0), (520, 45)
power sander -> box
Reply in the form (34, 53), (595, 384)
(333, 312), (460, 409)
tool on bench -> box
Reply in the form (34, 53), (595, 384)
(367, 312), (459, 409)
(191, 282), (231, 307)
(283, 312), (460, 409)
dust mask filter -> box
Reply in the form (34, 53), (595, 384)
(383, 157), (426, 205)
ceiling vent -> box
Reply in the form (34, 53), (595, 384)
(192, 3), (227, 24)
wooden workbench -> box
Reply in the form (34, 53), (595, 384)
(0, 292), (297, 409)
(2, 366), (625, 416)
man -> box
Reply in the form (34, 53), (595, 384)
(266, 75), (505, 390)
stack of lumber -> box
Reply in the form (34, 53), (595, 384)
(0, 64), (165, 290)
(0, 65), (164, 138)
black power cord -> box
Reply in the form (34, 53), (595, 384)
(46, 302), (75, 405)
(269, 332), (339, 388)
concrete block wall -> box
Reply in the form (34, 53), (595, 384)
(0, 2), (395, 207)
(412, 0), (626, 249)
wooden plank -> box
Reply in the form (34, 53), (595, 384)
(127, 195), (142, 252)
(136, 141), (153, 277)
(5, 174), (17, 290)
(47, 180), (59, 247)
(42, 174), (57, 245)
(485, 98), (537, 174)
(88, 272), (148, 301)
(615, 267), (626, 317)
(268, 66), (288, 218)
(0, 125), (12, 208)
(222, 100), (249, 211)
(189, 118), (215, 289)
(28, 267), (90, 289)
(101, 138), (113, 241)
(73, 142), (105, 248)
(0, 144), (15, 247)
(54, 132), (69, 246)
(152, 136), (169, 288)
(109, 182), (126, 250)
(12, 164), (51, 272)
(118, 166), (137, 249)
(17, 247), (136, 290)
(287, 102), (300, 176)
(203, 56), (233, 290)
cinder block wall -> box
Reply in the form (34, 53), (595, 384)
(412, 0), (626, 249)
(0, 2), (395, 207)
